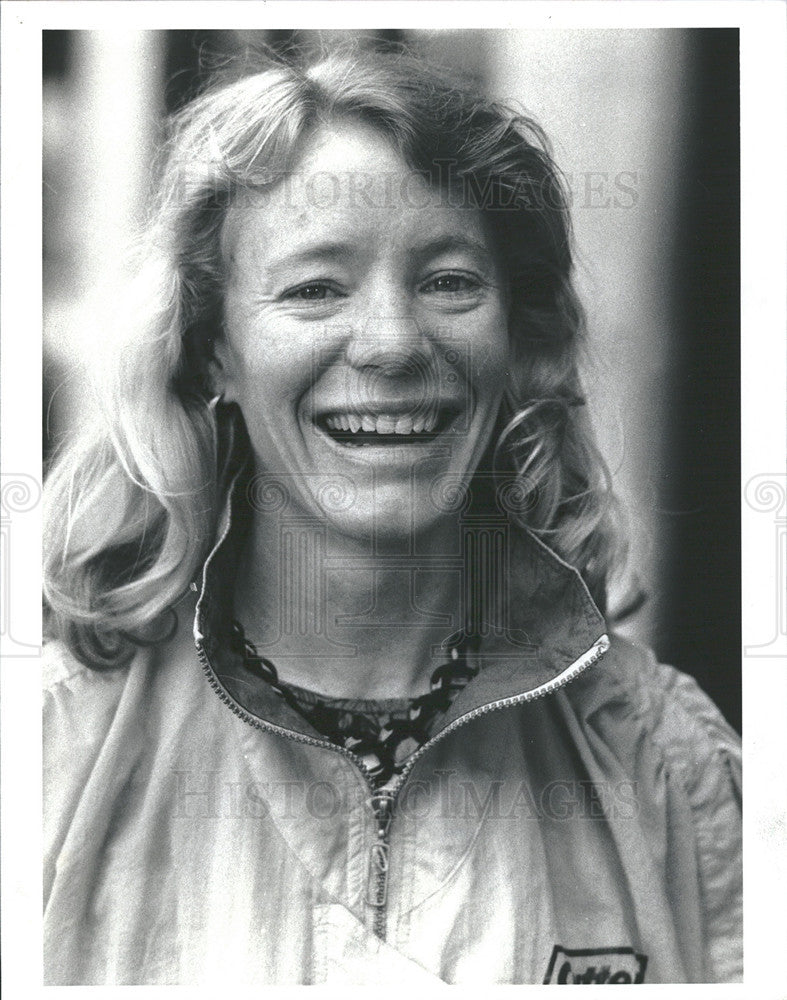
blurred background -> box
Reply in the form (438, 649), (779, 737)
(42, 28), (740, 731)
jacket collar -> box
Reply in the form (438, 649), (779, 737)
(193, 464), (609, 741)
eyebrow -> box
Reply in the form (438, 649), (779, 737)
(409, 234), (495, 263)
(266, 234), (494, 272)
(265, 241), (357, 274)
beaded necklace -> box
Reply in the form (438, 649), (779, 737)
(228, 620), (479, 788)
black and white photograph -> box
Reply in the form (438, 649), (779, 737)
(1, 2), (785, 992)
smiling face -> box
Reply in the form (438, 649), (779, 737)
(214, 120), (511, 542)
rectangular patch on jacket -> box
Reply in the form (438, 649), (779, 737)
(543, 945), (648, 984)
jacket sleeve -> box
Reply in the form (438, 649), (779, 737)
(565, 635), (742, 983)
(633, 647), (743, 983)
(43, 640), (130, 907)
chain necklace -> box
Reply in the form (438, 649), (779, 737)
(228, 620), (479, 788)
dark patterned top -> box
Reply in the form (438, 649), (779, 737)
(228, 620), (478, 789)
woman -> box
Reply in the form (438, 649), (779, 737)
(43, 48), (742, 984)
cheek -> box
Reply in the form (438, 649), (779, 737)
(223, 313), (310, 404)
(469, 312), (511, 399)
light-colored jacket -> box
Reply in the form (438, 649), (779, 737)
(43, 508), (742, 984)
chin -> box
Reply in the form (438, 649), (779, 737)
(317, 489), (453, 549)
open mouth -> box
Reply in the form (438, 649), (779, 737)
(315, 409), (455, 446)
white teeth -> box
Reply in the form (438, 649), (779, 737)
(375, 416), (396, 434)
(322, 411), (442, 436)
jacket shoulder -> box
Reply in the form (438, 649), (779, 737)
(43, 639), (134, 788)
(586, 633), (740, 765)
(43, 638), (133, 712)
(565, 633), (741, 982)
(44, 637), (97, 688)
(43, 640), (142, 902)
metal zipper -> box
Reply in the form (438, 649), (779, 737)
(360, 633), (611, 940)
(391, 633), (610, 792)
(195, 631), (610, 942)
(194, 639), (381, 791)
(366, 789), (395, 938)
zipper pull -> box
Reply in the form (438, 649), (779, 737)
(369, 790), (394, 840)
(367, 841), (390, 907)
(366, 791), (395, 930)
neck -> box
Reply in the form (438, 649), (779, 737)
(233, 509), (466, 700)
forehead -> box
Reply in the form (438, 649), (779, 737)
(221, 121), (496, 266)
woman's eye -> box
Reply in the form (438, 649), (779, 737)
(285, 282), (341, 302)
(422, 273), (480, 295)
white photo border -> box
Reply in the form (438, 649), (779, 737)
(2, 3), (784, 997)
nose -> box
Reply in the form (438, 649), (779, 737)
(343, 305), (441, 414)
(344, 311), (434, 377)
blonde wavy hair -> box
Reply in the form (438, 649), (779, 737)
(44, 46), (625, 669)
